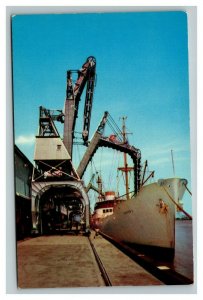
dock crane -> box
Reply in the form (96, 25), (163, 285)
(33, 57), (96, 182)
(63, 56), (96, 158)
(31, 56), (142, 237)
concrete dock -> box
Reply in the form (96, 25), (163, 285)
(90, 233), (163, 286)
(17, 233), (163, 288)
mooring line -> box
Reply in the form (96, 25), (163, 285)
(162, 187), (192, 220)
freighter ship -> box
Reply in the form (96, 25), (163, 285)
(91, 177), (187, 255)
(91, 116), (189, 257)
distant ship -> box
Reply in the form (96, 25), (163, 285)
(91, 190), (124, 227)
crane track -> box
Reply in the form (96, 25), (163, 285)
(88, 236), (112, 286)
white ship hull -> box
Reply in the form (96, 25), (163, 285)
(93, 178), (187, 252)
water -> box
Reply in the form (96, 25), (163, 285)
(174, 220), (193, 280)
(156, 220), (193, 281)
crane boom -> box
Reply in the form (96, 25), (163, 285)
(77, 111), (108, 178)
(77, 111), (141, 194)
(63, 56), (96, 157)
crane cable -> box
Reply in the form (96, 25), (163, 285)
(76, 143), (81, 167)
(106, 114), (123, 142)
(106, 119), (120, 140)
(108, 113), (123, 139)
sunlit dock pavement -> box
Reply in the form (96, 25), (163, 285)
(90, 232), (163, 286)
(17, 233), (162, 288)
(17, 234), (104, 288)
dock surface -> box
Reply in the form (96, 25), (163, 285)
(17, 233), (163, 288)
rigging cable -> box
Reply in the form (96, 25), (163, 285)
(116, 152), (122, 195)
(91, 158), (98, 175)
(107, 149), (118, 191)
(99, 147), (104, 180)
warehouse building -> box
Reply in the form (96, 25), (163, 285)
(14, 145), (33, 240)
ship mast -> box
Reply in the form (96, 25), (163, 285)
(118, 117), (134, 200)
(96, 175), (103, 202)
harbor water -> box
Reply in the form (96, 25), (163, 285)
(174, 219), (193, 280)
(153, 219), (193, 281)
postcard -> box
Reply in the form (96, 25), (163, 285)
(12, 10), (193, 288)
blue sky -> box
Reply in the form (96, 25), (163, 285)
(12, 11), (192, 214)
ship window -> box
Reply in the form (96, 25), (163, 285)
(103, 209), (105, 213)
(106, 209), (109, 212)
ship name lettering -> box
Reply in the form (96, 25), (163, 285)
(123, 209), (133, 214)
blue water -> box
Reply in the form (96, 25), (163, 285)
(174, 220), (193, 280)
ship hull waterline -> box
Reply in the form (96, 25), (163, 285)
(92, 178), (187, 258)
